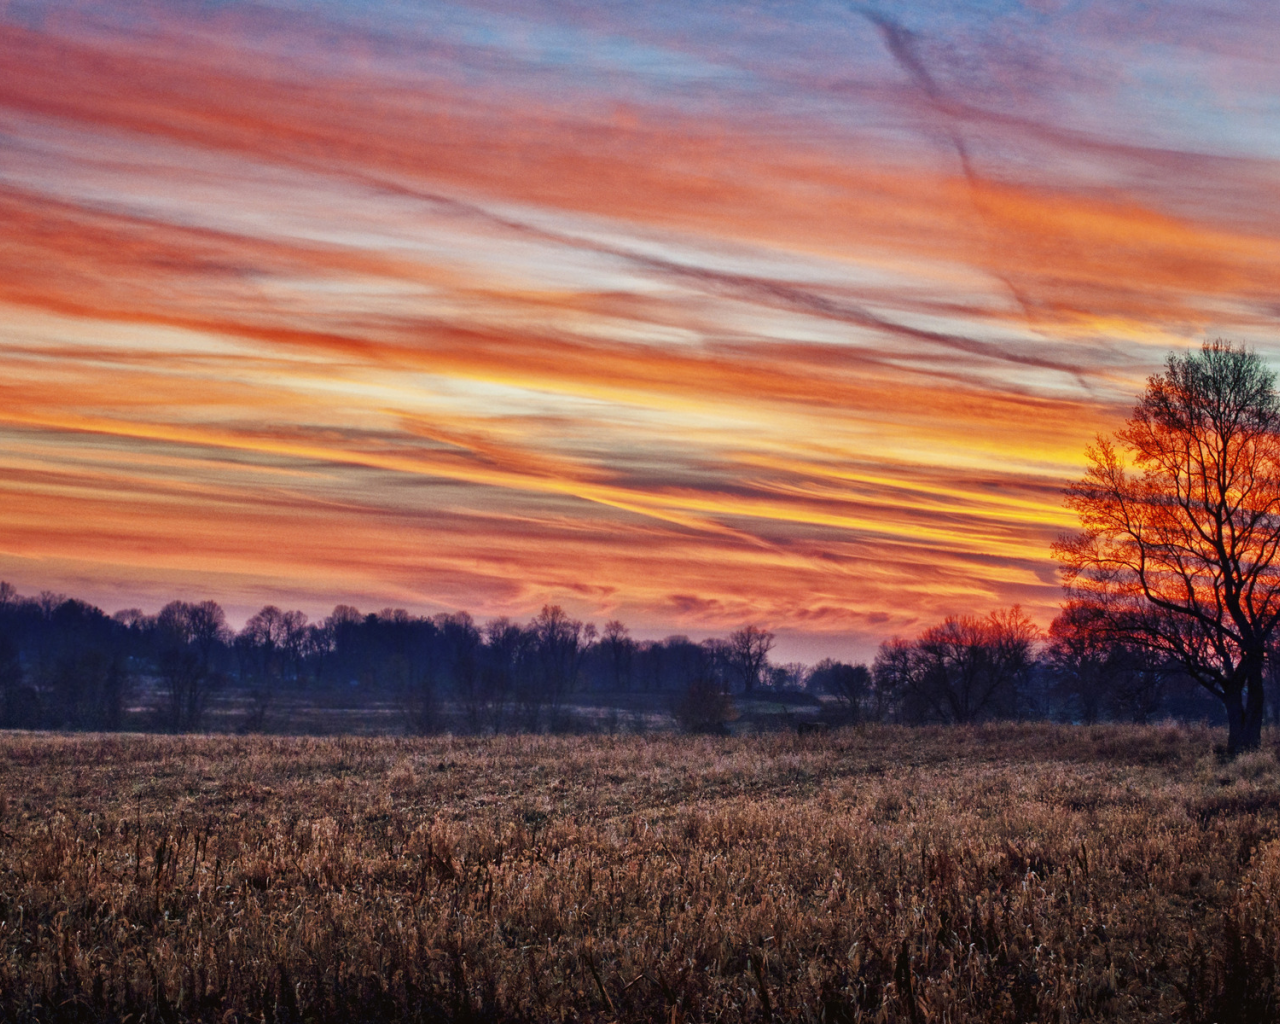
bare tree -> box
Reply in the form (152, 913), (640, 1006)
(727, 625), (774, 694)
(600, 619), (633, 691)
(809, 659), (873, 722)
(240, 605), (290, 685)
(186, 600), (231, 674)
(157, 600), (228, 730)
(531, 605), (593, 727)
(1045, 601), (1166, 724)
(280, 610), (309, 682)
(1056, 341), (1280, 754)
(479, 617), (527, 733)
(1044, 601), (1113, 724)
(672, 643), (734, 733)
(874, 608), (1038, 724)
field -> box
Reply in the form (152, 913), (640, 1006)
(2, 725), (1279, 1022)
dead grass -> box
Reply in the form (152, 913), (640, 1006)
(0, 723), (1278, 1022)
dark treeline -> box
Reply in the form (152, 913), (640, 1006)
(0, 584), (786, 733)
(0, 582), (1234, 734)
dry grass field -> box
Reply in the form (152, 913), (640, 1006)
(1, 724), (1279, 1022)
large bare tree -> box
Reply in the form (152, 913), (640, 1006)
(1055, 341), (1280, 754)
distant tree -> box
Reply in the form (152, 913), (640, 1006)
(52, 649), (126, 730)
(1056, 342), (1280, 755)
(186, 600), (231, 673)
(693, 638), (726, 694)
(30, 599), (128, 730)
(1044, 601), (1112, 724)
(600, 620), (634, 691)
(422, 613), (478, 734)
(243, 605), (289, 649)
(158, 647), (205, 731)
(476, 617), (527, 733)
(531, 605), (593, 726)
(870, 638), (913, 723)
(157, 600), (228, 730)
(37, 591), (66, 619)
(809, 659), (873, 722)
(1045, 601), (1167, 724)
(673, 648), (733, 734)
(635, 640), (663, 694)
(239, 605), (290, 687)
(0, 632), (37, 728)
(319, 604), (363, 685)
(875, 608), (1038, 724)
(280, 610), (309, 683)
(631, 636), (703, 695)
(727, 625), (774, 694)
(0, 587), (41, 728)
(112, 608), (150, 630)
(768, 661), (806, 690)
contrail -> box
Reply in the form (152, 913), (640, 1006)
(860, 8), (977, 185)
(859, 6), (1049, 342)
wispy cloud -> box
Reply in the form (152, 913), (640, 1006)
(2, 0), (1278, 657)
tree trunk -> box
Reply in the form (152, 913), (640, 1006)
(1224, 685), (1246, 758)
(1223, 674), (1264, 757)
(1243, 661), (1266, 752)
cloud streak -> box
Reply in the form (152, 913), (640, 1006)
(2, 0), (1278, 657)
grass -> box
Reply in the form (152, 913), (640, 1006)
(1, 723), (1278, 1022)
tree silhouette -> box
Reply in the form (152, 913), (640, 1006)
(157, 600), (229, 729)
(874, 608), (1037, 724)
(1056, 341), (1280, 754)
(1045, 602), (1166, 724)
(808, 659), (873, 722)
(727, 625), (774, 694)
(601, 620), (633, 691)
(531, 606), (594, 726)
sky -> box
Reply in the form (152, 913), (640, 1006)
(2, 0), (1279, 661)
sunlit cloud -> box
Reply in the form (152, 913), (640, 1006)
(2, 0), (1278, 658)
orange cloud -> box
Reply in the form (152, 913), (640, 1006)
(3, 4), (1279, 656)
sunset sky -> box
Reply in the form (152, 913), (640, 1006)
(3, 0), (1279, 660)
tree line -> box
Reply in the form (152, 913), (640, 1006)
(0, 590), (791, 732)
(0, 579), (1228, 735)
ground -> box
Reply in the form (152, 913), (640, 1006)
(1, 724), (1278, 1022)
